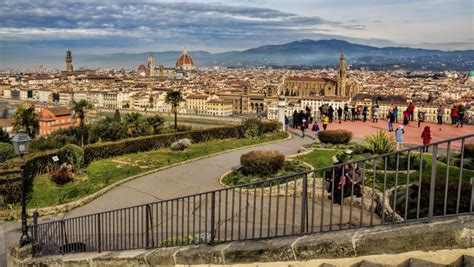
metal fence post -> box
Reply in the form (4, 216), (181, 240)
(210, 192), (216, 244)
(301, 174), (308, 234)
(145, 204), (153, 249)
(97, 214), (101, 253)
(428, 145), (438, 222)
(32, 211), (39, 256)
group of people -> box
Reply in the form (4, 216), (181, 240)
(448, 105), (466, 128)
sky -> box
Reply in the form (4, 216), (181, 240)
(0, 0), (473, 69)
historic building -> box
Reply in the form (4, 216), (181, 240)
(65, 50), (73, 72)
(141, 49), (194, 79)
(281, 51), (359, 98)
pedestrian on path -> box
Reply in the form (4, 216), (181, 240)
(395, 125), (404, 150)
(362, 105), (368, 122)
(417, 110), (425, 128)
(387, 112), (395, 132)
(451, 106), (458, 125)
(322, 115), (329, 130)
(408, 102), (415, 121)
(344, 104), (349, 121)
(403, 109), (410, 125)
(311, 121), (320, 139)
(394, 105), (399, 123)
(351, 106), (356, 122)
(421, 126), (432, 152)
(456, 107), (465, 128)
(372, 105), (379, 123)
(337, 107), (343, 123)
(301, 119), (306, 138)
(437, 105), (444, 125)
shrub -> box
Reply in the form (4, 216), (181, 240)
(0, 143), (15, 163)
(465, 143), (474, 158)
(240, 150), (285, 175)
(170, 138), (192, 151)
(365, 130), (396, 154)
(57, 144), (84, 170)
(50, 163), (74, 185)
(317, 130), (352, 144)
(242, 118), (280, 138)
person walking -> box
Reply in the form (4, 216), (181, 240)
(311, 120), (320, 139)
(301, 119), (306, 138)
(417, 109), (425, 128)
(408, 102), (415, 121)
(450, 105), (458, 125)
(421, 126), (432, 152)
(337, 107), (343, 123)
(395, 125), (404, 150)
(456, 107), (465, 128)
(393, 105), (399, 123)
(362, 105), (368, 122)
(437, 105), (444, 125)
(372, 105), (379, 123)
(387, 112), (395, 132)
(322, 115), (329, 130)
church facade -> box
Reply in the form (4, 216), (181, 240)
(138, 49), (195, 78)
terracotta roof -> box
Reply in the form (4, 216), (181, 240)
(0, 118), (13, 127)
(45, 107), (71, 116)
(176, 50), (194, 67)
(208, 99), (233, 104)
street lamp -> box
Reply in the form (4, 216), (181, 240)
(11, 131), (32, 247)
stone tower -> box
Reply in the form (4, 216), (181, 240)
(336, 50), (346, 96)
(147, 53), (155, 77)
(65, 50), (73, 72)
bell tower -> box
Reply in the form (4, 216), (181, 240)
(65, 50), (73, 72)
(336, 50), (346, 96)
(147, 53), (155, 77)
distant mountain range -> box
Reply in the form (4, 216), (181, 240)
(76, 39), (473, 70)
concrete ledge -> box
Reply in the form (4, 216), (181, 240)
(11, 215), (473, 266)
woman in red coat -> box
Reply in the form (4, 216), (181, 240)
(421, 126), (431, 152)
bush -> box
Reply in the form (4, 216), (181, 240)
(0, 143), (15, 163)
(240, 150), (285, 175)
(365, 130), (396, 154)
(317, 130), (352, 144)
(243, 118), (280, 138)
(57, 144), (84, 170)
(170, 138), (192, 151)
(50, 163), (74, 185)
(465, 143), (474, 158)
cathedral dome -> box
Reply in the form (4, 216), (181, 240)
(138, 64), (147, 73)
(176, 50), (194, 67)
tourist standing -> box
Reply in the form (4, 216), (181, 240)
(394, 105), (399, 123)
(292, 111), (298, 128)
(337, 107), (343, 123)
(395, 125), (404, 150)
(362, 105), (368, 122)
(437, 105), (444, 125)
(408, 102), (415, 121)
(457, 106), (465, 128)
(403, 108), (410, 125)
(417, 109), (425, 128)
(344, 104), (349, 121)
(328, 105), (334, 123)
(421, 126), (432, 152)
(372, 105), (379, 123)
(351, 105), (356, 122)
(387, 112), (395, 132)
(311, 120), (320, 139)
(322, 115), (329, 130)
(450, 105), (458, 125)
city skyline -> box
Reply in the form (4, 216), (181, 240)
(1, 0), (473, 69)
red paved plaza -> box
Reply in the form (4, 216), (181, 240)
(292, 119), (473, 150)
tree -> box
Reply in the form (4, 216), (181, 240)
(148, 96), (154, 112)
(0, 127), (10, 143)
(124, 112), (143, 136)
(165, 91), (184, 131)
(113, 109), (121, 122)
(72, 100), (93, 146)
(12, 105), (39, 138)
(145, 115), (165, 134)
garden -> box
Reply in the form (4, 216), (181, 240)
(0, 118), (283, 217)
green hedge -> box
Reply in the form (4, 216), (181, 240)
(0, 122), (280, 204)
(317, 130), (353, 144)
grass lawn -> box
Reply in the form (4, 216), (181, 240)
(22, 132), (288, 209)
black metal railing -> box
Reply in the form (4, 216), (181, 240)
(30, 134), (474, 256)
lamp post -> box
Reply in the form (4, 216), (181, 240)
(11, 131), (32, 247)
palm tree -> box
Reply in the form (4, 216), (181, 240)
(12, 105), (39, 138)
(124, 112), (142, 136)
(165, 91), (183, 131)
(72, 100), (93, 146)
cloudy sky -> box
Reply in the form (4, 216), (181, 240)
(0, 0), (472, 69)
